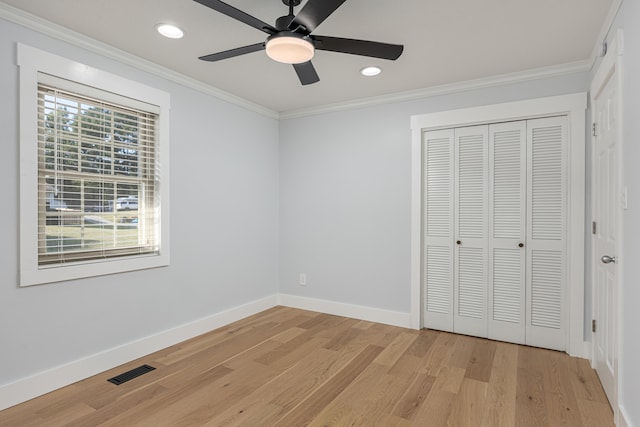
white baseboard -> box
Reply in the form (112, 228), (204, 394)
(581, 340), (592, 360)
(278, 294), (412, 329)
(0, 294), (414, 411)
(0, 294), (279, 411)
(618, 404), (632, 427)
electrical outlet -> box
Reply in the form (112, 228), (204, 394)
(298, 273), (307, 286)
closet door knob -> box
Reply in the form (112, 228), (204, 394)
(456, 240), (461, 245)
(601, 255), (616, 264)
(518, 243), (524, 248)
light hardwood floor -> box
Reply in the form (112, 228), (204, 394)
(1, 307), (614, 426)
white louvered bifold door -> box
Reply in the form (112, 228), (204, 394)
(488, 122), (526, 344)
(526, 116), (568, 351)
(423, 129), (455, 331)
(454, 126), (489, 337)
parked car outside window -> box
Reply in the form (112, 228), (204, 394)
(116, 196), (138, 211)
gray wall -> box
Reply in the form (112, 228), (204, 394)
(5, 5), (638, 424)
(0, 18), (279, 386)
(279, 74), (590, 315)
(602, 1), (640, 424)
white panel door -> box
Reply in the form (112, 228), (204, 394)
(592, 59), (619, 405)
(454, 126), (488, 337)
(488, 121), (526, 344)
(423, 129), (455, 331)
(526, 116), (567, 351)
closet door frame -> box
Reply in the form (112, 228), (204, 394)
(410, 93), (587, 357)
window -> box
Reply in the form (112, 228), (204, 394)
(19, 44), (170, 286)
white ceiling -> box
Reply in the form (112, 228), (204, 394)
(1, 0), (614, 113)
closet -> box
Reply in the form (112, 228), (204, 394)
(422, 116), (567, 351)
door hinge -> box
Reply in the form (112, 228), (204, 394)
(592, 319), (597, 333)
(592, 221), (597, 235)
(592, 123), (598, 137)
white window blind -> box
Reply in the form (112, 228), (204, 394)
(37, 81), (160, 266)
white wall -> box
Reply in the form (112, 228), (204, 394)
(599, 2), (640, 425)
(0, 17), (279, 387)
(279, 74), (590, 315)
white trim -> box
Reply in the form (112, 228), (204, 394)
(588, 0), (624, 69)
(18, 44), (172, 286)
(278, 294), (413, 329)
(410, 93), (587, 357)
(0, 1), (593, 121)
(0, 2), (278, 120)
(0, 294), (414, 410)
(410, 127), (423, 329)
(0, 295), (279, 411)
(618, 405), (631, 427)
(583, 341), (592, 360)
(590, 29), (623, 426)
(280, 61), (590, 119)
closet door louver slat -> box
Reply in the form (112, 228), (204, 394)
(454, 126), (488, 337)
(488, 122), (526, 344)
(526, 116), (567, 351)
(423, 129), (455, 331)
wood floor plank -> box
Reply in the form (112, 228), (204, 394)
(205, 348), (344, 426)
(0, 307), (614, 427)
(63, 384), (170, 427)
(515, 346), (549, 426)
(271, 344), (384, 427)
(431, 365), (466, 394)
(479, 342), (518, 427)
(447, 378), (488, 426)
(388, 353), (423, 380)
(411, 387), (455, 426)
(420, 331), (458, 376)
(447, 334), (477, 369)
(392, 372), (436, 420)
(569, 357), (611, 403)
(319, 364), (411, 425)
(576, 399), (615, 427)
(465, 338), (497, 382)
(373, 331), (418, 367)
(405, 329), (438, 357)
(322, 324), (363, 351)
(542, 351), (583, 427)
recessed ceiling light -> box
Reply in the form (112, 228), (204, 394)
(156, 24), (184, 39)
(361, 66), (382, 77)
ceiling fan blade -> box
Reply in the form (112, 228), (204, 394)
(313, 36), (404, 60)
(199, 42), (265, 62)
(193, 0), (277, 34)
(293, 61), (320, 85)
(291, 0), (347, 33)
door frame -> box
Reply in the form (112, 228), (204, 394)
(590, 29), (623, 422)
(410, 93), (587, 357)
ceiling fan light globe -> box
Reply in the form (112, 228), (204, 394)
(265, 34), (315, 64)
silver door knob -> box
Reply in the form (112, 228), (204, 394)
(601, 255), (616, 264)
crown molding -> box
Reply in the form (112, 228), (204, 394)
(279, 60), (591, 119)
(588, 0), (624, 68)
(0, 2), (279, 120)
(0, 1), (610, 121)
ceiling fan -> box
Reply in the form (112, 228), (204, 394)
(193, 0), (404, 85)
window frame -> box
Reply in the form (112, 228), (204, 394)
(18, 44), (170, 286)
